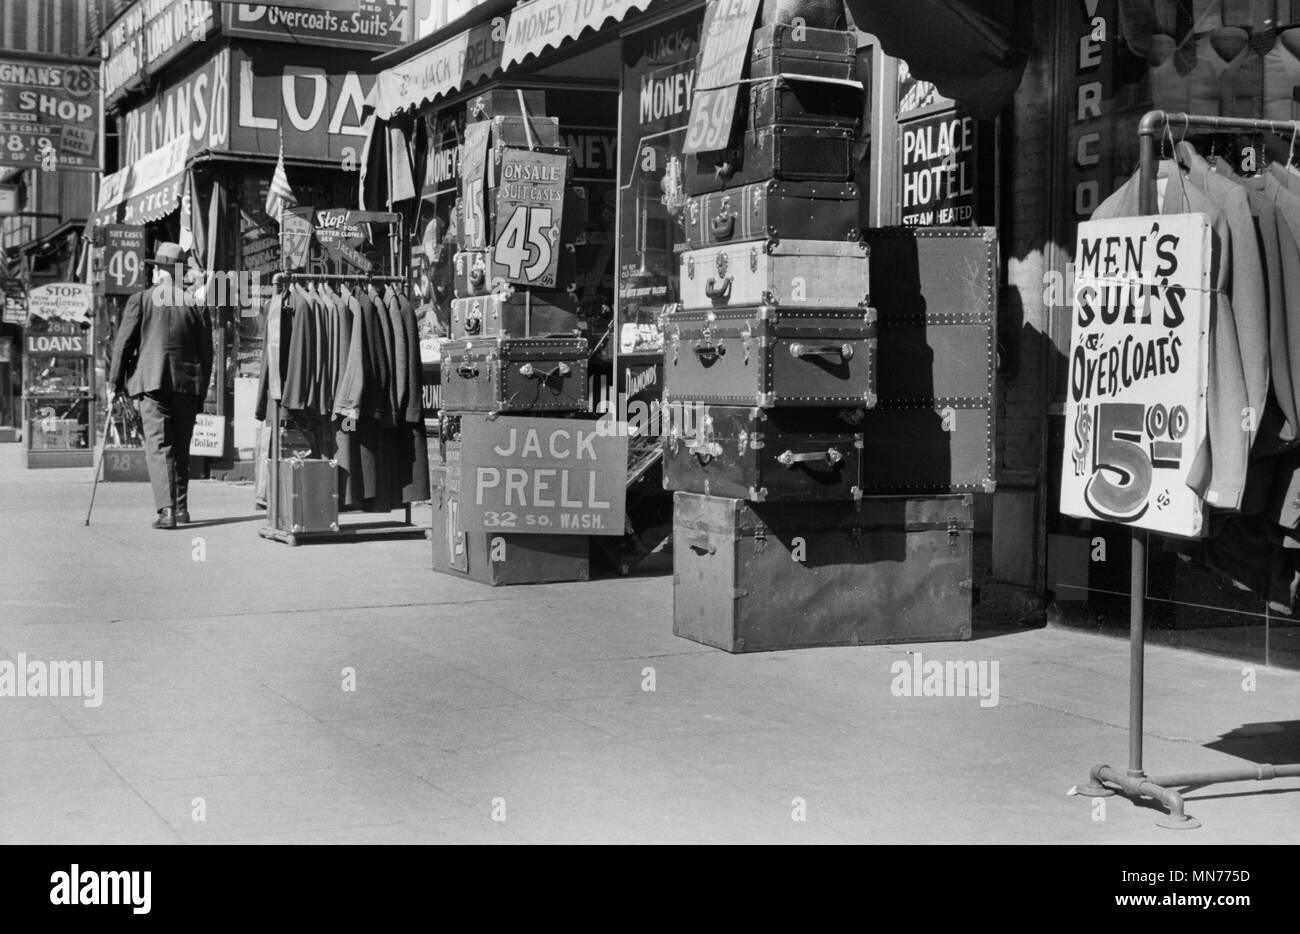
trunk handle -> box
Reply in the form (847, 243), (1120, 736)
(710, 211), (735, 240)
(692, 340), (725, 362)
(777, 447), (844, 468)
(789, 342), (854, 361)
(704, 276), (733, 302)
(519, 362), (572, 379)
(455, 364), (480, 379)
(687, 439), (722, 462)
(682, 530), (717, 555)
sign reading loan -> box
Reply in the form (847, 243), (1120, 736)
(1060, 213), (1213, 538)
(461, 414), (628, 535)
(491, 148), (569, 288)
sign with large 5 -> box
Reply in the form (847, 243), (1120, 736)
(1059, 213), (1213, 538)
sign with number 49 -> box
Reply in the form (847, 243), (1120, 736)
(490, 148), (568, 288)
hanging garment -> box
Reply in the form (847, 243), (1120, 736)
(1195, 0), (1225, 32)
(1189, 28), (1256, 117)
(1180, 142), (1270, 451)
(1150, 34), (1194, 112)
(1262, 26), (1300, 120)
(1093, 159), (1250, 510)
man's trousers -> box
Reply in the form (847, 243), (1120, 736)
(137, 390), (202, 512)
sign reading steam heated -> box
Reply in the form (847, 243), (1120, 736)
(1060, 213), (1213, 537)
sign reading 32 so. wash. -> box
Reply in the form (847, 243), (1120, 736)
(460, 414), (628, 535)
(1060, 213), (1213, 537)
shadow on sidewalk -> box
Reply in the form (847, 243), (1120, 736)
(182, 514), (266, 528)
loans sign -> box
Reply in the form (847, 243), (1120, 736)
(1060, 213), (1212, 537)
(460, 414), (628, 535)
(490, 148), (568, 288)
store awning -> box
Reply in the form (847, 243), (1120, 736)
(372, 17), (504, 120)
(500, 0), (653, 70)
(92, 136), (190, 227)
(845, 0), (1032, 120)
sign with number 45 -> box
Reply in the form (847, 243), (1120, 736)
(490, 148), (568, 288)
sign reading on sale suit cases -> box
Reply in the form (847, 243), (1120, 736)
(490, 148), (569, 288)
(460, 414), (628, 535)
(1060, 213), (1213, 538)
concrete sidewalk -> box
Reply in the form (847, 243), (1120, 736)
(1, 444), (1297, 844)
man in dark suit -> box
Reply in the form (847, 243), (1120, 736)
(108, 242), (213, 529)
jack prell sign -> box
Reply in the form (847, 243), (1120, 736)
(1060, 213), (1213, 537)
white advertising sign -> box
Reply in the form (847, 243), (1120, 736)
(1060, 213), (1213, 538)
(189, 414), (226, 457)
(26, 282), (94, 325)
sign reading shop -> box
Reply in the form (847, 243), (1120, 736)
(1059, 213), (1213, 538)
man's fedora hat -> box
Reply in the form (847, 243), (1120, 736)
(147, 241), (186, 267)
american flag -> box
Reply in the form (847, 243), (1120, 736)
(265, 136), (297, 223)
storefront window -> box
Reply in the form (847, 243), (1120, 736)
(616, 9), (704, 354)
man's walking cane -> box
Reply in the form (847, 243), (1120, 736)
(85, 395), (119, 526)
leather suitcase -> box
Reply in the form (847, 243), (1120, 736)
(450, 290), (580, 339)
(858, 227), (998, 493)
(487, 115), (561, 150)
(685, 125), (854, 195)
(275, 457), (339, 534)
(672, 491), (974, 652)
(663, 405), (864, 501)
(748, 24), (857, 81)
(464, 240), (579, 295)
(740, 75), (861, 131)
(442, 335), (589, 413)
(431, 466), (589, 585)
(467, 88), (547, 122)
(679, 239), (869, 310)
(758, 0), (847, 29)
(683, 181), (860, 250)
(662, 304), (877, 408)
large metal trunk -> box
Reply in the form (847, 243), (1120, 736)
(739, 76), (861, 131)
(683, 181), (860, 250)
(441, 336), (588, 413)
(662, 305), (877, 408)
(684, 125), (855, 195)
(430, 466), (590, 585)
(672, 492), (974, 652)
(275, 457), (339, 534)
(748, 24), (857, 81)
(663, 405), (864, 501)
(679, 239), (869, 310)
(858, 227), (998, 493)
(450, 290), (580, 339)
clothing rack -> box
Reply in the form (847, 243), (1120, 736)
(1077, 110), (1300, 828)
(259, 214), (427, 546)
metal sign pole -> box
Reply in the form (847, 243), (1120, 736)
(1077, 110), (1300, 828)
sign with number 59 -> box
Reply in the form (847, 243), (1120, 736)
(490, 148), (568, 288)
(1059, 213), (1212, 537)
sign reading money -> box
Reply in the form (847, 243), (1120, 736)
(489, 148), (568, 288)
(1059, 213), (1212, 537)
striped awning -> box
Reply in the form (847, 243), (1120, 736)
(92, 136), (190, 227)
(372, 17), (504, 120)
(500, 0), (653, 70)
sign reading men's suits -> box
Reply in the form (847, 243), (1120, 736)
(682, 0), (761, 154)
(1060, 213), (1213, 537)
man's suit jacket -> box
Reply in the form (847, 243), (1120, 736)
(108, 283), (214, 399)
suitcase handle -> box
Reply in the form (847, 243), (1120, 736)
(456, 364), (481, 379)
(686, 439), (723, 462)
(681, 530), (717, 555)
(692, 341), (726, 362)
(704, 276), (732, 301)
(777, 447), (845, 468)
(519, 362), (573, 379)
(468, 266), (485, 287)
(789, 342), (854, 361)
(710, 211), (736, 241)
